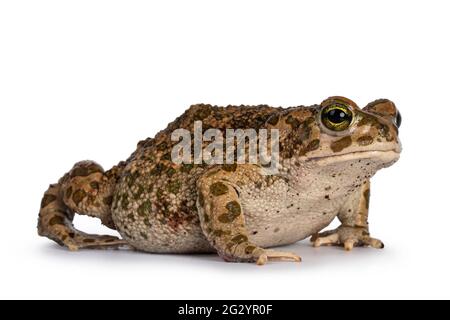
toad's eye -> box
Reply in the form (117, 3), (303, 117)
(321, 104), (353, 131)
(395, 111), (402, 128)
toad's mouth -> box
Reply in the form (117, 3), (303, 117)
(308, 150), (400, 165)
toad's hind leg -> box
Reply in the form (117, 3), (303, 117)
(37, 161), (129, 251)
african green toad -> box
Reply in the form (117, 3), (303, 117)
(38, 96), (401, 265)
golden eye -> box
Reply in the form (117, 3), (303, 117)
(321, 104), (353, 131)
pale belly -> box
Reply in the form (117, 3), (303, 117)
(241, 186), (346, 248)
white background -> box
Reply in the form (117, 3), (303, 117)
(1, 0), (449, 299)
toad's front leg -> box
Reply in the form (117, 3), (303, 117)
(197, 166), (301, 265)
(311, 180), (384, 251)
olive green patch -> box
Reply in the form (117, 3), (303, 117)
(210, 182), (229, 196)
(226, 201), (241, 215)
(70, 166), (102, 178)
(72, 189), (87, 206)
(49, 215), (65, 226)
(166, 167), (176, 177)
(330, 136), (352, 153)
(181, 163), (194, 173)
(41, 194), (57, 209)
(231, 234), (248, 244)
(137, 200), (152, 216)
(357, 135), (374, 146)
(212, 229), (231, 237)
(168, 180), (181, 194)
(121, 194), (129, 210)
(245, 245), (256, 254)
(133, 185), (144, 199)
(218, 201), (242, 223)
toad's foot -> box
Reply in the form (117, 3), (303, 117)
(311, 226), (384, 251)
(255, 249), (302, 266)
(62, 232), (129, 251)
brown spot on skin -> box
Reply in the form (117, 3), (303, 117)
(210, 182), (229, 196)
(66, 186), (73, 199)
(357, 135), (374, 146)
(143, 218), (152, 227)
(222, 163), (237, 172)
(72, 189), (87, 206)
(325, 186), (331, 191)
(49, 215), (65, 226)
(306, 139), (320, 152)
(325, 195), (330, 200)
(68, 232), (75, 238)
(140, 232), (148, 240)
(299, 126), (312, 142)
(298, 139), (320, 157)
(331, 136), (352, 153)
(103, 196), (113, 206)
(41, 194), (57, 209)
(198, 192), (205, 207)
(193, 107), (212, 121)
(83, 239), (96, 243)
(267, 114), (280, 126)
(274, 227), (280, 233)
(286, 115), (301, 129)
(150, 163), (166, 175)
(364, 188), (370, 209)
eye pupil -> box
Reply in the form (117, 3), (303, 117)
(327, 109), (348, 124)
